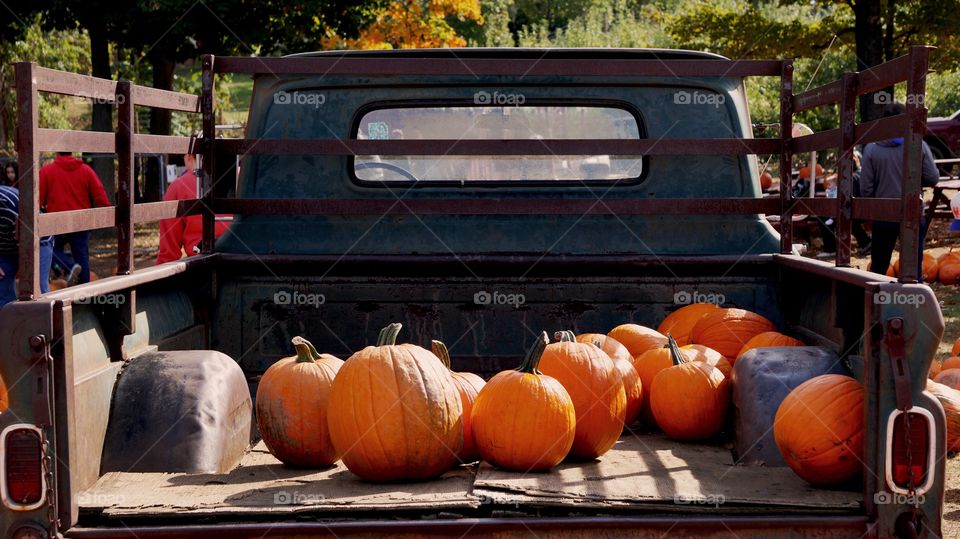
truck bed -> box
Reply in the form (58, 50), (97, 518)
(78, 432), (860, 522)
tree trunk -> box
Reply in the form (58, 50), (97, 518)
(854, 0), (886, 122)
(89, 22), (115, 203)
(146, 52), (176, 202)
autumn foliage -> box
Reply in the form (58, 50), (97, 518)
(325, 0), (483, 49)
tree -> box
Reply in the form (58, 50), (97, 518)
(324, 0), (483, 49)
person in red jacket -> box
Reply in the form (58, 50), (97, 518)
(156, 153), (230, 264)
(40, 152), (111, 284)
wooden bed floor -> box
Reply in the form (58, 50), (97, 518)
(79, 432), (861, 519)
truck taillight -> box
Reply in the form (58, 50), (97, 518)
(891, 412), (928, 487)
(0, 425), (45, 510)
(885, 408), (936, 495)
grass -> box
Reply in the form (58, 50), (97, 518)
(221, 75), (254, 127)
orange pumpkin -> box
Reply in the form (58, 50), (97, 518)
(930, 360), (943, 380)
(935, 368), (960, 390)
(0, 375), (7, 413)
(774, 374), (864, 486)
(657, 303), (719, 346)
(940, 264), (960, 285)
(576, 333), (632, 363)
(938, 252), (960, 284)
(633, 336), (696, 426)
(650, 337), (729, 441)
(256, 337), (343, 467)
(432, 340), (486, 463)
(927, 380), (960, 453)
(327, 323), (463, 481)
(943, 356), (960, 371)
(690, 308), (776, 360)
(888, 254), (939, 281)
(952, 338), (960, 357)
(472, 332), (576, 471)
(923, 253), (939, 282)
(736, 331), (804, 362)
(607, 324), (667, 357)
(759, 171), (773, 190)
(798, 163), (824, 181)
(681, 344), (732, 379)
(539, 331), (626, 459)
(48, 278), (68, 291)
(577, 334), (643, 428)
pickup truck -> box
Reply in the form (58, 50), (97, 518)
(0, 46), (945, 538)
(926, 109), (959, 162)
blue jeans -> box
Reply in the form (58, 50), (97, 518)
(53, 231), (90, 283)
(0, 239), (52, 308)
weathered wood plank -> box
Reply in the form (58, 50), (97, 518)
(474, 433), (860, 509)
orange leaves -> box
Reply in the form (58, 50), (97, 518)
(326, 0), (483, 50)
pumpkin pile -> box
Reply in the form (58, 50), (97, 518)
(886, 252), (940, 283)
(251, 306), (841, 487)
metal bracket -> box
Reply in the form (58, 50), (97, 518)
(884, 318), (913, 412)
(28, 335), (53, 428)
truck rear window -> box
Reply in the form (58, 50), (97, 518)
(353, 105), (643, 185)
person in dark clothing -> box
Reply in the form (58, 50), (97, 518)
(860, 103), (940, 279)
(0, 185), (53, 308)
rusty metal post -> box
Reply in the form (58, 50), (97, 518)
(200, 55), (216, 254)
(835, 72), (858, 267)
(898, 46), (930, 284)
(778, 59), (794, 253)
(116, 82), (134, 275)
(15, 62), (41, 300)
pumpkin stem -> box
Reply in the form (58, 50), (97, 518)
(554, 330), (576, 342)
(431, 340), (452, 369)
(518, 332), (550, 374)
(592, 339), (603, 349)
(377, 323), (402, 346)
(291, 336), (315, 363)
(304, 340), (323, 360)
(667, 334), (686, 366)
